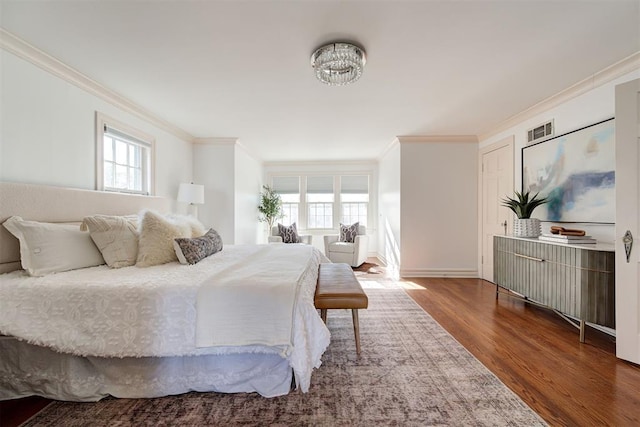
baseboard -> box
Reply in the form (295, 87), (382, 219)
(399, 268), (478, 278)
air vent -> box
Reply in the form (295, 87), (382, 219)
(527, 120), (554, 144)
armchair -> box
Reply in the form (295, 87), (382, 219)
(324, 225), (368, 267)
(268, 225), (312, 244)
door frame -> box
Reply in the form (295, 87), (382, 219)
(478, 136), (515, 281)
(614, 78), (640, 363)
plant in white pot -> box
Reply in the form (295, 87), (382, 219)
(258, 185), (284, 233)
(501, 190), (548, 238)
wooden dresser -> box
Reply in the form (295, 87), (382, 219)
(493, 235), (615, 342)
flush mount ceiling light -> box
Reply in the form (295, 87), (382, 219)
(310, 42), (366, 86)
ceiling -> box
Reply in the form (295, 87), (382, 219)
(2, 1), (639, 162)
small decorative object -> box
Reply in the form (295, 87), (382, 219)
(549, 226), (586, 236)
(258, 185), (284, 232)
(501, 190), (548, 238)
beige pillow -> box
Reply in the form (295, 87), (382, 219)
(81, 215), (139, 268)
(136, 211), (195, 267)
(3, 216), (105, 276)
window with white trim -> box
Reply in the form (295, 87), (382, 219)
(340, 175), (369, 226)
(269, 173), (371, 231)
(272, 176), (300, 226)
(307, 176), (334, 229)
(96, 113), (155, 195)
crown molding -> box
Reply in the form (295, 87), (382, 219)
(0, 28), (194, 143)
(377, 138), (400, 161)
(263, 159), (377, 168)
(193, 137), (239, 145)
(396, 135), (478, 144)
(479, 51), (640, 142)
(193, 137), (263, 163)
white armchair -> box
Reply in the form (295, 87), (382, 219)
(324, 225), (368, 267)
(268, 225), (312, 244)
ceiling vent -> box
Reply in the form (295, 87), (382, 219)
(527, 120), (554, 144)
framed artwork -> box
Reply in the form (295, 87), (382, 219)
(522, 118), (615, 224)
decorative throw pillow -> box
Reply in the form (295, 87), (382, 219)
(173, 229), (223, 265)
(166, 213), (206, 238)
(278, 222), (300, 244)
(136, 210), (194, 267)
(2, 216), (105, 276)
(339, 222), (359, 243)
(81, 214), (139, 268)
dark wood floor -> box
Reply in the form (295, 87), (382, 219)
(406, 277), (640, 427)
(3, 277), (640, 426)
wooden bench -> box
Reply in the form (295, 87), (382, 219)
(315, 263), (368, 354)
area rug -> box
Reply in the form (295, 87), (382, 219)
(22, 288), (546, 426)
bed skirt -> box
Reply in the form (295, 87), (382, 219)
(0, 336), (293, 402)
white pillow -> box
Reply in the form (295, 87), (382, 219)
(136, 210), (198, 267)
(81, 215), (139, 268)
(2, 216), (105, 276)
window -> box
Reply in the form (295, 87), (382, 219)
(96, 113), (154, 195)
(269, 172), (372, 231)
(341, 175), (369, 226)
(272, 176), (300, 226)
(307, 176), (334, 229)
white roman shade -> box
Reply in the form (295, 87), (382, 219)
(272, 176), (300, 194)
(306, 176), (334, 194)
(340, 175), (368, 194)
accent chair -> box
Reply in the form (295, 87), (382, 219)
(268, 225), (312, 244)
(324, 225), (368, 267)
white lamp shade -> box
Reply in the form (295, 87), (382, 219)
(178, 183), (205, 205)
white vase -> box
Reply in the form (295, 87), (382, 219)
(513, 218), (541, 238)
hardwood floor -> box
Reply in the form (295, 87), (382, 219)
(0, 396), (50, 427)
(2, 276), (639, 426)
(406, 277), (640, 427)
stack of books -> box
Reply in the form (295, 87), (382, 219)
(538, 233), (597, 244)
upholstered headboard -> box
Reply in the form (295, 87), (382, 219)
(0, 182), (172, 273)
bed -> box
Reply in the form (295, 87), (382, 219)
(0, 182), (330, 401)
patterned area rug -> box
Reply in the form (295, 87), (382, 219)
(23, 287), (546, 426)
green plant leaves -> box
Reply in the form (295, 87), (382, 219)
(501, 190), (548, 219)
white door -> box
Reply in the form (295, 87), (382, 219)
(479, 137), (514, 282)
(614, 78), (640, 364)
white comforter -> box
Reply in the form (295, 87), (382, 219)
(196, 244), (314, 354)
(0, 245), (331, 392)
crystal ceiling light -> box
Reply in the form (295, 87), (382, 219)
(310, 42), (366, 86)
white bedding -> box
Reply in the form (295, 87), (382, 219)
(0, 244), (330, 393)
(196, 244), (314, 353)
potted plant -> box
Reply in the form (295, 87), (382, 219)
(501, 190), (548, 237)
(258, 185), (284, 233)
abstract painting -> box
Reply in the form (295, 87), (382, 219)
(522, 118), (615, 223)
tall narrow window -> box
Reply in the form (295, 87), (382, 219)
(307, 176), (334, 229)
(272, 176), (300, 226)
(96, 113), (154, 195)
(341, 175), (369, 226)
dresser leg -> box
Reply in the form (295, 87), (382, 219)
(580, 320), (586, 343)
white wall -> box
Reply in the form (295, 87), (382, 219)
(400, 141), (478, 277)
(480, 68), (640, 244)
(234, 145), (262, 244)
(193, 143), (235, 243)
(0, 50), (193, 202)
(377, 143), (401, 276)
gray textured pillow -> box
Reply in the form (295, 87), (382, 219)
(339, 222), (359, 243)
(278, 222), (300, 243)
(174, 229), (223, 265)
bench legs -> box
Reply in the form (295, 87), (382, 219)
(352, 309), (361, 355)
(319, 308), (362, 355)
